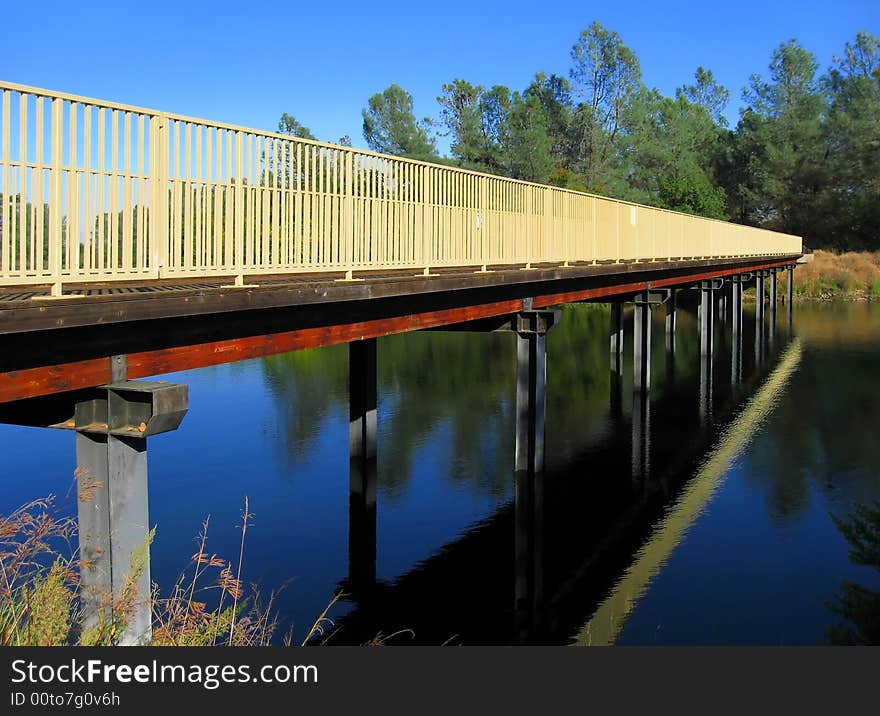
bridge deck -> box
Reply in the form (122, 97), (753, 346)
(0, 255), (795, 335)
(0, 254), (797, 405)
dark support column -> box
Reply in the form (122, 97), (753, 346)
(610, 367), (623, 424)
(631, 389), (650, 484)
(665, 290), (676, 355)
(348, 338), (378, 592)
(75, 381), (187, 646)
(769, 270), (778, 347)
(755, 273), (766, 366)
(633, 293), (651, 393)
(609, 302), (624, 375)
(699, 354), (713, 428)
(731, 277), (743, 388)
(514, 458), (544, 640)
(513, 310), (557, 640)
(700, 283), (714, 357)
(515, 331), (546, 475)
(756, 272), (765, 326)
(787, 265), (794, 332)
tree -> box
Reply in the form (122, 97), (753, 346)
(277, 112), (315, 140)
(725, 40), (828, 241)
(504, 93), (553, 183)
(437, 80), (510, 172)
(626, 88), (727, 217)
(821, 32), (880, 250)
(524, 72), (573, 168)
(568, 22), (643, 192)
(677, 67), (731, 127)
(362, 84), (437, 160)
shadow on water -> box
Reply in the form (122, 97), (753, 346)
(316, 299), (805, 645)
(258, 292), (871, 645)
(3, 299), (879, 645)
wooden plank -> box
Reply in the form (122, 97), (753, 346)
(0, 357), (111, 402)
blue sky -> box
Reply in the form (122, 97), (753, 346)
(2, 0), (877, 152)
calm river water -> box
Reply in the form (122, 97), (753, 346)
(2, 300), (878, 645)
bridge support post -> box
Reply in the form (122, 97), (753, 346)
(731, 276), (744, 387)
(609, 302), (624, 376)
(633, 292), (652, 393)
(755, 272), (765, 326)
(513, 310), (557, 640)
(665, 290), (676, 387)
(665, 289), (676, 355)
(755, 273), (767, 366)
(769, 270), (778, 347)
(786, 265), (794, 332)
(700, 282), (715, 357)
(349, 338), (378, 592)
(74, 381), (188, 645)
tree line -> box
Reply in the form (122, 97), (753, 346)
(279, 23), (879, 251)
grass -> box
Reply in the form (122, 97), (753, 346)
(0, 494), (345, 646)
(786, 250), (880, 300)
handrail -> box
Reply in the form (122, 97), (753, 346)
(0, 80), (802, 293)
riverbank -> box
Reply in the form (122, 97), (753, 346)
(783, 250), (880, 300)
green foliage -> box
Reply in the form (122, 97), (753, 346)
(362, 84), (438, 160)
(504, 93), (553, 182)
(828, 500), (880, 644)
(820, 32), (880, 251)
(437, 80), (510, 172)
(568, 22), (643, 192)
(677, 67), (731, 127)
(348, 25), (880, 249)
(277, 112), (316, 140)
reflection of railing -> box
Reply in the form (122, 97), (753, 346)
(574, 338), (803, 646)
(0, 80), (802, 291)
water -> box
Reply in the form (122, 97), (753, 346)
(2, 300), (879, 645)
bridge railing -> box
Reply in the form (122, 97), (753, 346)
(0, 81), (802, 290)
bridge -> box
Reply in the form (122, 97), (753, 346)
(0, 81), (803, 644)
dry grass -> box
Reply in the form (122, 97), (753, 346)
(0, 494), (343, 646)
(785, 250), (880, 299)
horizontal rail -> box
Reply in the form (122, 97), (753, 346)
(0, 80), (802, 290)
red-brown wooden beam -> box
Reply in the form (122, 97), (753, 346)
(0, 258), (794, 404)
(530, 258), (791, 308)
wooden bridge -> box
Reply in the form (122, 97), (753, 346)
(0, 81), (803, 644)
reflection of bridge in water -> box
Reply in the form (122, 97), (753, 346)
(336, 324), (802, 645)
(576, 339), (801, 645)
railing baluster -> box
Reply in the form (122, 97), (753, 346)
(0, 80), (802, 288)
(1, 90), (10, 277)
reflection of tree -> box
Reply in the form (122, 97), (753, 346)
(379, 330), (514, 499)
(258, 302), (705, 501)
(259, 304), (649, 500)
(828, 500), (880, 644)
(262, 344), (348, 466)
(747, 304), (880, 525)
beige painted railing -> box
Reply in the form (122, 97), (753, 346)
(0, 81), (802, 293)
